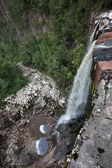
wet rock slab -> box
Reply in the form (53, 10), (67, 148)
(68, 78), (112, 168)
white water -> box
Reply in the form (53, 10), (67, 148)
(87, 20), (101, 50)
(57, 41), (96, 126)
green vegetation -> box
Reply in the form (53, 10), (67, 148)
(0, 58), (27, 105)
(0, 0), (112, 102)
(0, 34), (84, 92)
(62, 162), (68, 168)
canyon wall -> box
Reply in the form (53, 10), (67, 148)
(68, 11), (112, 168)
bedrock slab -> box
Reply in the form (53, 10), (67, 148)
(68, 77), (112, 168)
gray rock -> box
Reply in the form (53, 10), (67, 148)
(68, 76), (112, 168)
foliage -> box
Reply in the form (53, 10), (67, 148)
(0, 32), (85, 91)
(62, 162), (68, 168)
(0, 0), (111, 102)
(7, 0), (29, 31)
(0, 58), (27, 105)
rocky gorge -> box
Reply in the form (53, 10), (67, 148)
(1, 9), (112, 168)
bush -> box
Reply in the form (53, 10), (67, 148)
(0, 58), (27, 105)
(1, 0), (111, 95)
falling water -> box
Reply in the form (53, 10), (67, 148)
(56, 20), (102, 126)
(87, 19), (101, 50)
(57, 41), (96, 126)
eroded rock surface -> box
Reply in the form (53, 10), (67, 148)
(68, 75), (112, 168)
(67, 11), (112, 168)
(0, 63), (65, 168)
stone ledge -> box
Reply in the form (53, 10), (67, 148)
(68, 78), (112, 168)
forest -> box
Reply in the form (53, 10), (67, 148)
(0, 0), (112, 105)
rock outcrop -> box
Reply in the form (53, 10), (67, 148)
(0, 62), (65, 168)
(69, 77), (112, 168)
(68, 11), (112, 168)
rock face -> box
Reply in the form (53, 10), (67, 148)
(93, 11), (112, 64)
(68, 11), (112, 168)
(69, 77), (112, 168)
(93, 11), (112, 87)
(93, 32), (112, 63)
(0, 63), (65, 168)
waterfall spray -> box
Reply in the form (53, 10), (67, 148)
(57, 41), (96, 126)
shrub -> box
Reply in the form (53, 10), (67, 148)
(0, 58), (27, 105)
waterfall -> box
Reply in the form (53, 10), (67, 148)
(87, 20), (101, 50)
(57, 41), (96, 126)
